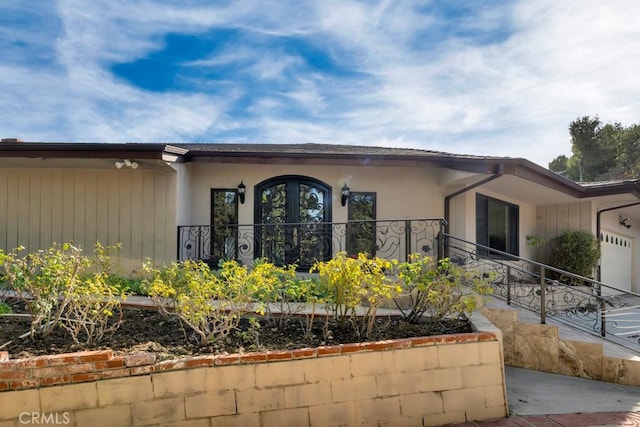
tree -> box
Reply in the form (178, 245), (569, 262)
(548, 155), (568, 174)
(568, 116), (617, 181)
(549, 116), (636, 182)
(614, 124), (640, 178)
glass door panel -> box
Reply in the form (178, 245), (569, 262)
(256, 177), (332, 268)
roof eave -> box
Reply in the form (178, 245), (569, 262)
(185, 149), (510, 173)
(0, 143), (186, 161)
(582, 183), (640, 199)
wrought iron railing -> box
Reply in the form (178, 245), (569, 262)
(178, 218), (445, 270)
(442, 233), (640, 352)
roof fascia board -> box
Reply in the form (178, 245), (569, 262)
(506, 159), (640, 200)
(0, 143), (178, 161)
(185, 150), (504, 173)
(582, 184), (640, 199)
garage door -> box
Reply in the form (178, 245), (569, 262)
(600, 230), (632, 293)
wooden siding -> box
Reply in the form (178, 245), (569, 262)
(0, 168), (177, 274)
(536, 201), (593, 263)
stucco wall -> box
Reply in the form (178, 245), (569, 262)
(172, 163), (192, 227)
(0, 167), (177, 274)
(448, 188), (538, 260)
(0, 330), (506, 427)
(186, 163), (445, 226)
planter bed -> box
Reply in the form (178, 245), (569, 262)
(0, 311), (507, 427)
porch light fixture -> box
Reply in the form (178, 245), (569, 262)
(115, 159), (139, 169)
(341, 183), (350, 206)
(237, 181), (246, 204)
(619, 215), (632, 229)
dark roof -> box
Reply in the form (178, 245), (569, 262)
(1, 141), (639, 199)
(580, 179), (640, 187)
(174, 142), (504, 159)
(175, 142), (521, 177)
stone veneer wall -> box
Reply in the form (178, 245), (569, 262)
(482, 306), (640, 386)
(0, 330), (506, 427)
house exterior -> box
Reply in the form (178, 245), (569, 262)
(1, 140), (639, 292)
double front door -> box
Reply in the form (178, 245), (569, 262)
(255, 176), (332, 268)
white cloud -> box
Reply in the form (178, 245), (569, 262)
(2, 0), (640, 167)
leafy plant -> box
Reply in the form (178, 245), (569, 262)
(235, 316), (262, 351)
(57, 243), (126, 344)
(525, 235), (545, 247)
(550, 230), (600, 278)
(0, 273), (10, 310)
(311, 252), (402, 339)
(245, 258), (300, 324)
(59, 275), (124, 344)
(0, 243), (125, 343)
(299, 278), (328, 340)
(107, 275), (147, 295)
(395, 255), (493, 325)
(143, 259), (259, 344)
(0, 302), (11, 314)
(247, 259), (330, 330)
(0, 244), (78, 337)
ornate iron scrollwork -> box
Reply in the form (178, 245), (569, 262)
(178, 218), (444, 270)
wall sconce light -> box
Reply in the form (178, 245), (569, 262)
(619, 215), (632, 229)
(115, 159), (139, 169)
(341, 183), (350, 207)
(238, 181), (246, 204)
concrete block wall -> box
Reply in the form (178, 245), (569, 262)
(0, 331), (506, 426)
(482, 306), (640, 386)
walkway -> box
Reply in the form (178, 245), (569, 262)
(450, 412), (640, 426)
(446, 367), (640, 426)
(446, 295), (640, 427)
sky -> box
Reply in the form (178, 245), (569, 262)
(1, 1), (640, 168)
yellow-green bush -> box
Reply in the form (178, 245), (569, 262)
(144, 259), (263, 344)
(311, 252), (402, 339)
(396, 254), (493, 324)
(0, 243), (125, 343)
(248, 258), (308, 324)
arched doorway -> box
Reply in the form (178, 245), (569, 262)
(255, 176), (332, 268)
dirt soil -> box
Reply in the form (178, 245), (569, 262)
(0, 302), (472, 361)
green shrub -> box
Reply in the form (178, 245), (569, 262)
(550, 230), (600, 278)
(107, 275), (147, 295)
(396, 255), (493, 325)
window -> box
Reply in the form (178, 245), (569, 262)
(476, 193), (519, 257)
(211, 189), (238, 262)
(347, 192), (376, 256)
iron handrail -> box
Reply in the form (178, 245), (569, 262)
(442, 233), (640, 298)
(442, 232), (640, 349)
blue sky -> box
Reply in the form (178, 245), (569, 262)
(1, 1), (640, 167)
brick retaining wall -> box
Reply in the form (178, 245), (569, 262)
(0, 315), (507, 426)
